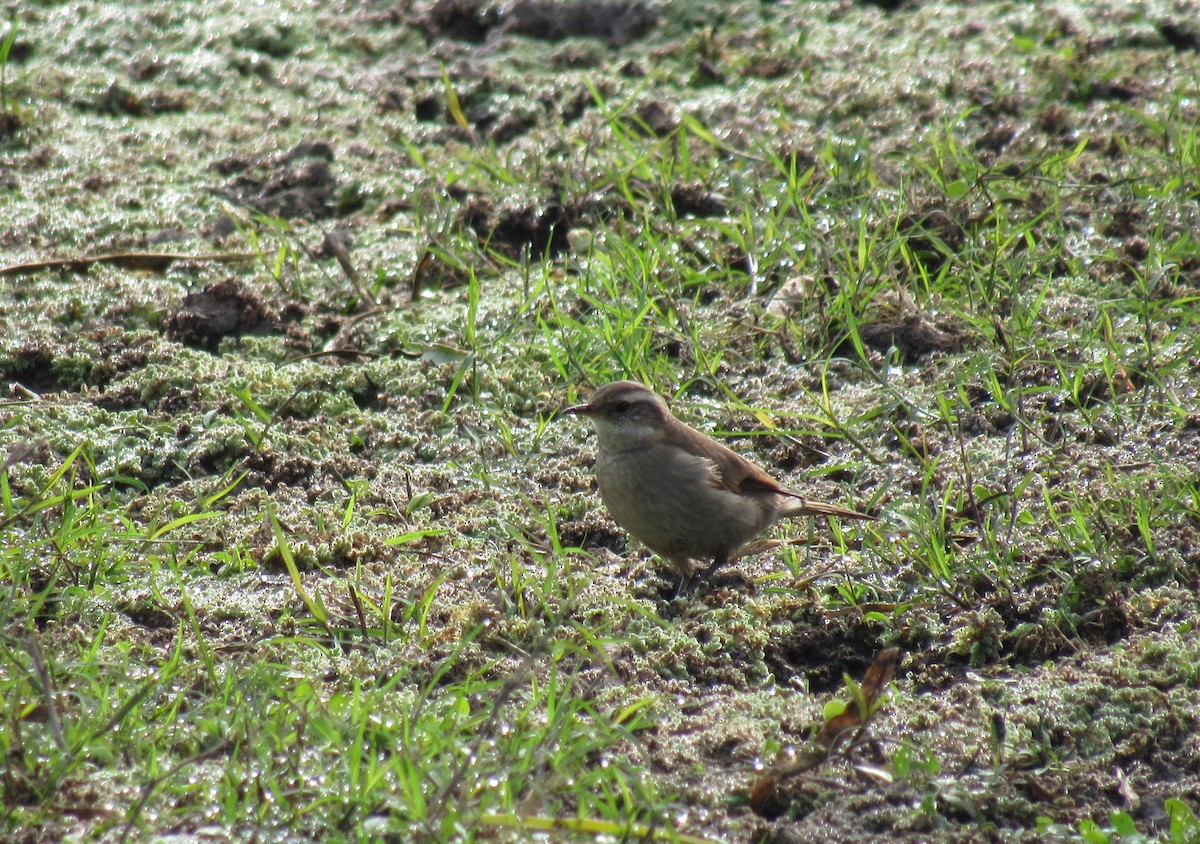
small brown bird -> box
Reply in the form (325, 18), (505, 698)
(565, 380), (874, 593)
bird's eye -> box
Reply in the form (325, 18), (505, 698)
(613, 400), (632, 413)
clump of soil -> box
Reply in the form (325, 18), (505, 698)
(164, 278), (275, 351)
(422, 0), (659, 47)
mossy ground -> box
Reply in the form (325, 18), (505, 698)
(2, 1), (1200, 842)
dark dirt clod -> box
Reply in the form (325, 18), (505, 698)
(632, 99), (677, 136)
(164, 278), (274, 352)
(422, 0), (498, 43)
(459, 197), (574, 257)
(764, 613), (886, 694)
(1158, 21), (1200, 52)
(973, 122), (1016, 154)
(3, 342), (66, 395)
(221, 144), (345, 220)
(238, 449), (318, 491)
(837, 290), (966, 361)
(854, 314), (965, 360)
(422, 0), (658, 47)
(671, 182), (728, 219)
(502, 1), (659, 47)
(898, 207), (968, 266)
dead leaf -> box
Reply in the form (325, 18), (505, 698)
(0, 252), (253, 277)
(749, 647), (900, 818)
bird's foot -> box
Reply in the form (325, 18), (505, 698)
(672, 573), (695, 600)
(675, 556), (730, 597)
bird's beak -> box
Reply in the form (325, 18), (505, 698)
(562, 402), (594, 417)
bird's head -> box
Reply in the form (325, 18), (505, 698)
(563, 380), (673, 451)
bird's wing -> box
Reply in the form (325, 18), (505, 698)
(685, 425), (875, 520)
(674, 424), (789, 496)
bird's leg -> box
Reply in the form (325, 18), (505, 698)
(690, 553), (730, 592)
(673, 573), (692, 599)
(671, 556), (698, 599)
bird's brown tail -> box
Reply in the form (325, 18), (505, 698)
(779, 496), (875, 521)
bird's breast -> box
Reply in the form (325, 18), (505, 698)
(594, 445), (775, 560)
